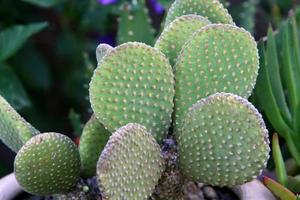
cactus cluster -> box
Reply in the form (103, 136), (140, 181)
(0, 0), (270, 199)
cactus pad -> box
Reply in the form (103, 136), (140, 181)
(155, 15), (210, 66)
(165, 0), (233, 27)
(14, 132), (81, 195)
(89, 42), (175, 142)
(96, 44), (113, 63)
(117, 1), (155, 45)
(174, 24), (259, 133)
(79, 115), (110, 177)
(97, 123), (165, 200)
(178, 93), (270, 186)
(0, 95), (39, 152)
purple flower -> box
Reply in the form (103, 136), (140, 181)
(148, 0), (164, 15)
(97, 0), (117, 5)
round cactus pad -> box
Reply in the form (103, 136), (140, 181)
(178, 93), (270, 186)
(79, 115), (110, 177)
(0, 95), (39, 152)
(165, 0), (233, 27)
(155, 15), (210, 66)
(14, 132), (81, 195)
(89, 42), (174, 142)
(97, 123), (165, 200)
(174, 24), (259, 133)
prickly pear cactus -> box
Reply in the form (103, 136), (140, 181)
(174, 24), (259, 133)
(117, 1), (155, 45)
(89, 42), (174, 142)
(14, 132), (81, 195)
(178, 93), (270, 186)
(97, 123), (165, 200)
(79, 115), (110, 177)
(0, 95), (39, 152)
(155, 14), (210, 66)
(165, 0), (234, 27)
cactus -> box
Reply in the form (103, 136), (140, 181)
(89, 42), (175, 142)
(117, 1), (155, 45)
(0, 95), (39, 152)
(0, 1), (272, 199)
(79, 115), (110, 177)
(173, 24), (259, 133)
(97, 123), (165, 200)
(155, 14), (210, 66)
(14, 132), (81, 195)
(178, 92), (270, 186)
(164, 0), (234, 27)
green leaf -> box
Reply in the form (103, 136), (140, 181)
(0, 22), (48, 62)
(279, 21), (300, 116)
(21, 0), (65, 7)
(11, 44), (52, 91)
(287, 176), (300, 193)
(255, 42), (293, 137)
(294, 102), (300, 134)
(0, 63), (31, 110)
(266, 26), (291, 122)
(272, 133), (288, 186)
(263, 176), (297, 200)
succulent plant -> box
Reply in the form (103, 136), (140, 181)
(0, 0), (271, 199)
(97, 123), (164, 200)
(79, 115), (110, 177)
(0, 95), (39, 152)
(14, 132), (81, 195)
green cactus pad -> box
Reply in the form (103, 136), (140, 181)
(0, 95), (39, 152)
(89, 42), (174, 142)
(117, 1), (155, 45)
(14, 132), (81, 195)
(96, 44), (113, 63)
(178, 93), (270, 186)
(79, 115), (110, 177)
(97, 123), (165, 200)
(174, 24), (259, 133)
(155, 15), (210, 66)
(165, 0), (233, 27)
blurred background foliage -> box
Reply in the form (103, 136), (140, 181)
(0, 0), (300, 182)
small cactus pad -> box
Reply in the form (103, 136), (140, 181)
(97, 123), (165, 200)
(155, 15), (210, 66)
(89, 42), (175, 142)
(14, 132), (81, 195)
(165, 0), (233, 27)
(0, 95), (39, 152)
(174, 24), (259, 133)
(96, 44), (113, 63)
(79, 115), (110, 177)
(178, 93), (270, 186)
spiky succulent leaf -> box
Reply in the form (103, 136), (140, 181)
(14, 132), (81, 195)
(155, 15), (210, 66)
(178, 93), (270, 186)
(0, 95), (39, 152)
(89, 42), (174, 142)
(79, 115), (110, 177)
(97, 123), (165, 200)
(165, 0), (233, 27)
(174, 24), (259, 133)
(96, 43), (113, 64)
